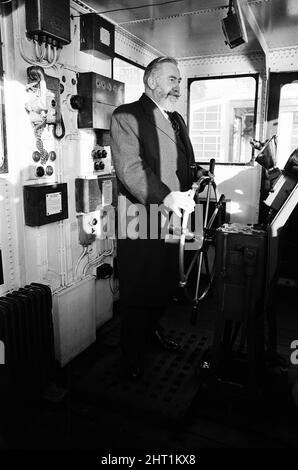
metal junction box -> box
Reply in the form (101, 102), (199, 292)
(75, 175), (117, 213)
(80, 13), (115, 60)
(23, 183), (68, 226)
(25, 0), (71, 45)
(77, 72), (124, 130)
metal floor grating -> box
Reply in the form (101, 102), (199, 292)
(71, 329), (210, 422)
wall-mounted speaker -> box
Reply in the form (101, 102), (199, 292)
(221, 0), (248, 49)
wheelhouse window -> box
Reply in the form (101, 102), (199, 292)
(113, 57), (144, 104)
(275, 82), (298, 169)
(188, 75), (258, 164)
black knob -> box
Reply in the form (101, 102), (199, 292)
(70, 94), (84, 110)
(94, 161), (105, 171)
(46, 165), (54, 176)
(32, 151), (41, 162)
(91, 149), (102, 159)
(101, 149), (107, 158)
(35, 166), (45, 177)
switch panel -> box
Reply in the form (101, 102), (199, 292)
(77, 72), (124, 130)
(77, 213), (97, 246)
(77, 209), (115, 245)
(91, 145), (112, 175)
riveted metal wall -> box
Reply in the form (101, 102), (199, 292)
(268, 46), (298, 72)
(0, 180), (19, 295)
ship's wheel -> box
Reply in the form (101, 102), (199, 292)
(178, 159), (225, 323)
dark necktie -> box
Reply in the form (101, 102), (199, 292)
(165, 111), (180, 136)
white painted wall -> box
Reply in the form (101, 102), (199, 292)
(0, 0), (153, 362)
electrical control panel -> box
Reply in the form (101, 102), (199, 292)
(92, 145), (109, 173)
(26, 66), (62, 128)
(80, 13), (115, 60)
(25, 66), (63, 182)
(77, 72), (124, 130)
(76, 130), (112, 177)
(25, 0), (71, 45)
(23, 183), (68, 226)
(75, 175), (117, 213)
(77, 209), (115, 245)
(91, 145), (112, 175)
(22, 150), (57, 182)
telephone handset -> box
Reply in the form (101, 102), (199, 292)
(25, 66), (65, 139)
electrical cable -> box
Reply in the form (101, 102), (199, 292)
(16, 1), (60, 68)
(52, 114), (65, 140)
(74, 246), (88, 279)
(72, 0), (185, 17)
(82, 241), (114, 276)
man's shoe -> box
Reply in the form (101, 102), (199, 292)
(154, 329), (181, 351)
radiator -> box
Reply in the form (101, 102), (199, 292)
(0, 283), (55, 392)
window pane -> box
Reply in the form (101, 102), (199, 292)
(189, 76), (257, 164)
(276, 83), (298, 169)
(113, 58), (144, 104)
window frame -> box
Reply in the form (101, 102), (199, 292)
(112, 53), (146, 105)
(112, 52), (145, 76)
(187, 73), (259, 166)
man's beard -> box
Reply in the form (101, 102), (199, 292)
(163, 93), (179, 112)
(155, 87), (180, 111)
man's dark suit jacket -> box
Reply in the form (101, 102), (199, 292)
(111, 93), (195, 206)
(110, 93), (196, 310)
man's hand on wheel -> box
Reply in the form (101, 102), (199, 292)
(196, 167), (214, 193)
(163, 190), (196, 217)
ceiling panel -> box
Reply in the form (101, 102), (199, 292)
(250, 0), (298, 49)
(80, 0), (298, 58)
(83, 0), (226, 23)
(120, 9), (260, 57)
